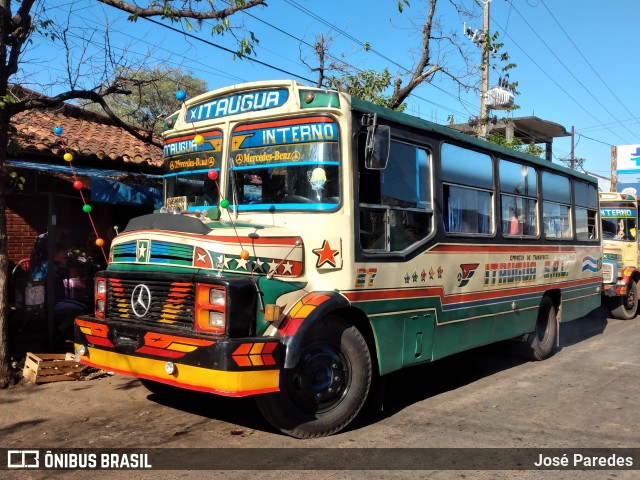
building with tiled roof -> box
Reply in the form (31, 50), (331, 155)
(7, 88), (164, 266)
(11, 103), (162, 169)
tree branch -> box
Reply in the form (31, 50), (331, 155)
(98, 0), (267, 21)
(11, 87), (161, 147)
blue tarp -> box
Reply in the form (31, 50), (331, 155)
(90, 177), (162, 209)
(7, 159), (163, 208)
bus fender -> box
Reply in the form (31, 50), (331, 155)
(622, 266), (639, 285)
(276, 291), (351, 369)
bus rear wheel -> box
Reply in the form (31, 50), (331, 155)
(610, 280), (639, 320)
(255, 316), (372, 438)
(522, 296), (557, 361)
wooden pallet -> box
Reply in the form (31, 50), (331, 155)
(22, 352), (84, 384)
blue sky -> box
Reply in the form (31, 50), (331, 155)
(21, 0), (640, 190)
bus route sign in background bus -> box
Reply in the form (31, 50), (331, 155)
(75, 80), (603, 438)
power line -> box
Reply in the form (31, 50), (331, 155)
(499, 2), (635, 144)
(141, 17), (317, 84)
(538, 0), (640, 131)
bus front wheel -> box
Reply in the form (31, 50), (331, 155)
(255, 316), (372, 438)
(522, 296), (557, 361)
(610, 280), (639, 320)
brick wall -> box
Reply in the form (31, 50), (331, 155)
(7, 195), (47, 265)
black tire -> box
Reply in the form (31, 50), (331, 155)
(255, 316), (372, 438)
(522, 296), (557, 361)
(610, 280), (639, 320)
(139, 378), (181, 397)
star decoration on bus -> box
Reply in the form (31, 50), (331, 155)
(268, 259), (279, 274)
(194, 247), (212, 268)
(235, 257), (249, 270)
(312, 240), (339, 268)
(252, 258), (265, 273)
(282, 262), (293, 275)
(136, 240), (149, 262)
(216, 254), (230, 269)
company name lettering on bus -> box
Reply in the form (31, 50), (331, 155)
(164, 139), (199, 157)
(168, 157), (216, 170)
(484, 262), (537, 286)
(187, 89), (288, 122)
(600, 208), (636, 218)
(262, 123), (337, 145)
(235, 150), (302, 165)
(543, 260), (569, 279)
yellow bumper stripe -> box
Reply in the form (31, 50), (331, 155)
(76, 344), (280, 397)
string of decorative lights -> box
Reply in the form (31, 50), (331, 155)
(52, 125), (109, 264)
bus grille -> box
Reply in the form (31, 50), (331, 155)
(107, 278), (195, 329)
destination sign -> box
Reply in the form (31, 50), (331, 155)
(186, 89), (288, 123)
(163, 130), (222, 159)
(164, 130), (223, 173)
(231, 117), (339, 168)
(232, 117), (338, 150)
(601, 208), (636, 218)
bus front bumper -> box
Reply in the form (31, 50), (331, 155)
(74, 316), (282, 397)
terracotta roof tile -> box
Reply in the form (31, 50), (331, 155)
(10, 88), (163, 171)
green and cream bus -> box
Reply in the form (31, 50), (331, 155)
(75, 80), (602, 438)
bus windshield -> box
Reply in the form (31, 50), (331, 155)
(164, 129), (222, 210)
(602, 214), (637, 241)
(229, 116), (340, 211)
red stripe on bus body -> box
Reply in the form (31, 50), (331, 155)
(117, 230), (302, 247)
(343, 278), (600, 304)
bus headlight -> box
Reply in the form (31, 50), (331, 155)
(601, 263), (615, 284)
(195, 284), (226, 334)
(95, 277), (107, 318)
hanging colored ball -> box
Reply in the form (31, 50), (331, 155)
(220, 199), (230, 209)
(240, 250), (250, 260)
(53, 126), (63, 135)
(194, 134), (204, 145)
(207, 169), (218, 180)
(63, 152), (73, 162)
(95, 238), (105, 247)
(176, 90), (186, 101)
(82, 204), (92, 213)
(73, 180), (83, 190)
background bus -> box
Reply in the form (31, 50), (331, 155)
(75, 80), (603, 438)
(600, 191), (640, 319)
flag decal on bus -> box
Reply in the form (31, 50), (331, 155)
(457, 263), (480, 287)
(582, 256), (601, 272)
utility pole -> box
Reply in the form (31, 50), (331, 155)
(479, 0), (491, 138)
(570, 126), (575, 170)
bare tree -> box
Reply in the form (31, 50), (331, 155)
(0, 0), (267, 388)
(304, 0), (478, 112)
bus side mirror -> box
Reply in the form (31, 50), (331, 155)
(365, 124), (390, 170)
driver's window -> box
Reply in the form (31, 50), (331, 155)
(359, 137), (432, 252)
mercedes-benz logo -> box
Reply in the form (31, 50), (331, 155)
(131, 284), (152, 317)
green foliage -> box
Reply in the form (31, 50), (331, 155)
(0, 95), (16, 110)
(325, 69), (406, 112)
(8, 170), (26, 191)
(487, 132), (544, 158)
(85, 67), (208, 134)
(398, 0), (410, 13)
